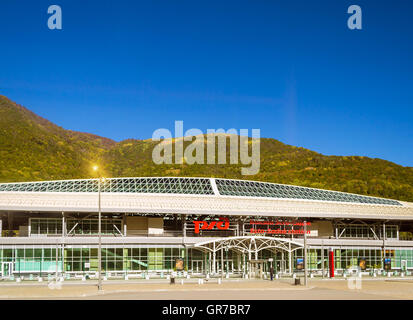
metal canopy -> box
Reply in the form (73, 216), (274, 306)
(193, 236), (303, 254)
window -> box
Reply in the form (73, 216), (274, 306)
(30, 218), (62, 236)
(337, 224), (398, 240)
(66, 218), (122, 236)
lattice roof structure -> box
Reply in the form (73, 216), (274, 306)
(0, 177), (401, 206)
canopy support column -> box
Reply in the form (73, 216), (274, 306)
(212, 242), (216, 274)
(221, 248), (224, 279)
(289, 242), (292, 275)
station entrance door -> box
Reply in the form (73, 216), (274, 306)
(1, 262), (13, 277)
(249, 259), (267, 279)
(191, 260), (204, 274)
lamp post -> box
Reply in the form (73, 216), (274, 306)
(93, 166), (103, 291)
(304, 220), (308, 286)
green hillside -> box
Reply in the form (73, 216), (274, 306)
(0, 95), (115, 182)
(1, 95), (412, 202)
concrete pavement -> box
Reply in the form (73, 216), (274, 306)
(0, 278), (413, 300)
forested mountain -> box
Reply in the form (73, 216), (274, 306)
(0, 95), (114, 181)
(1, 95), (412, 202)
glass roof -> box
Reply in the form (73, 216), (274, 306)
(215, 179), (400, 206)
(0, 177), (401, 206)
(0, 177), (214, 195)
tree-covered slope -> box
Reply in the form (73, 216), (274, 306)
(1, 95), (412, 202)
(101, 137), (413, 202)
(0, 95), (115, 181)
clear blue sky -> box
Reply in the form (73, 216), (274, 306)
(0, 0), (412, 166)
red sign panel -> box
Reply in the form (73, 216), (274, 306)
(193, 218), (230, 234)
(329, 249), (334, 278)
(248, 220), (311, 235)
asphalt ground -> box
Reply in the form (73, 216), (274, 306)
(1, 278), (413, 299)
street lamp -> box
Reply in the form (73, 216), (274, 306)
(304, 220), (308, 286)
(93, 165), (103, 291)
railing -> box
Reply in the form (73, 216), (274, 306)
(12, 230), (413, 241)
(185, 230), (236, 238)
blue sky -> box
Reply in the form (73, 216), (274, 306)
(0, 0), (412, 166)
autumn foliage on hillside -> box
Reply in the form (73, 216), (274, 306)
(1, 95), (412, 202)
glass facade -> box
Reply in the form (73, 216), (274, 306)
(30, 219), (63, 236)
(337, 224), (398, 239)
(2, 245), (413, 277)
(2, 246), (63, 274)
(0, 246), (192, 275)
(66, 219), (122, 236)
(29, 218), (123, 236)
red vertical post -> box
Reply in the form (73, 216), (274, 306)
(329, 248), (334, 278)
